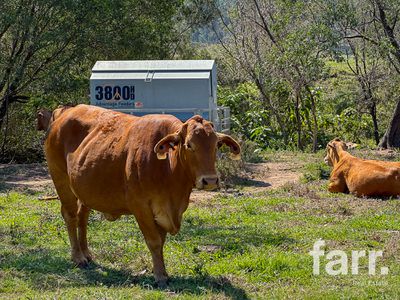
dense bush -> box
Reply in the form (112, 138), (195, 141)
(218, 74), (381, 151)
(0, 104), (44, 163)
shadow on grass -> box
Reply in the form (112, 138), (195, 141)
(1, 249), (249, 299)
(0, 163), (51, 194)
(231, 176), (272, 188)
(178, 219), (296, 252)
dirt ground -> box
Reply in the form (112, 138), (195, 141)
(0, 159), (304, 200)
(0, 163), (54, 193)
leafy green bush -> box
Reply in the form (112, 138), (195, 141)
(0, 103), (44, 163)
(301, 162), (331, 183)
(218, 82), (286, 149)
(239, 140), (265, 163)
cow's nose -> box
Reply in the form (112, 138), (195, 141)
(201, 176), (219, 190)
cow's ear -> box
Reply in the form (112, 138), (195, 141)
(217, 133), (241, 160)
(346, 142), (358, 149)
(154, 133), (181, 160)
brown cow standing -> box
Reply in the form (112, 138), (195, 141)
(324, 138), (400, 197)
(44, 104), (240, 286)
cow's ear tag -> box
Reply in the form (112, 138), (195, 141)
(156, 144), (168, 160)
(154, 132), (181, 160)
(157, 152), (168, 160)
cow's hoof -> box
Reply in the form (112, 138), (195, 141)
(82, 250), (94, 262)
(155, 274), (169, 289)
(156, 278), (168, 289)
(77, 261), (89, 269)
(72, 254), (89, 268)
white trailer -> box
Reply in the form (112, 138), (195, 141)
(90, 60), (230, 132)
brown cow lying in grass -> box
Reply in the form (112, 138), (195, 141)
(324, 138), (400, 197)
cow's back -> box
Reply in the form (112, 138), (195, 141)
(343, 157), (400, 196)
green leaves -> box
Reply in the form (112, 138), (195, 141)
(0, 0), (192, 162)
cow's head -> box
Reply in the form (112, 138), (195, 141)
(324, 138), (357, 166)
(154, 115), (241, 190)
(37, 108), (52, 131)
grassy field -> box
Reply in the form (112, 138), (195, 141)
(1, 151), (400, 299)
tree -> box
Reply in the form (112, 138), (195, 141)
(206, 0), (327, 150)
(371, 0), (400, 148)
(321, 0), (400, 148)
(0, 0), (193, 161)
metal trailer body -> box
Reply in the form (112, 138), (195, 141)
(89, 60), (230, 132)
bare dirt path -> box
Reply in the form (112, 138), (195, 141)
(190, 159), (304, 201)
(0, 163), (53, 194)
(0, 158), (304, 198)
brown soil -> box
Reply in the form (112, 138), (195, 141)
(190, 160), (303, 202)
(0, 163), (53, 193)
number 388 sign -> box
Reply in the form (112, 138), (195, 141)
(95, 85), (135, 101)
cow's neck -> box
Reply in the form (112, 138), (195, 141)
(333, 148), (350, 166)
(168, 145), (195, 194)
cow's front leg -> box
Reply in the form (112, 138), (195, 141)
(136, 213), (168, 287)
(328, 176), (348, 193)
(147, 227), (168, 287)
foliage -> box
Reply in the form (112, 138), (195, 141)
(203, 0), (400, 150)
(0, 0), (193, 162)
(219, 83), (272, 147)
(2, 0), (400, 160)
(301, 161), (331, 183)
(0, 103), (44, 162)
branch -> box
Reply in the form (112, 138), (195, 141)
(252, 0), (283, 53)
(343, 34), (379, 46)
(0, 23), (10, 41)
(374, 0), (400, 66)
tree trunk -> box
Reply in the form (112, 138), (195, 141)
(370, 102), (379, 145)
(379, 98), (400, 148)
(374, 1), (400, 149)
(305, 86), (318, 152)
(294, 93), (303, 150)
(255, 79), (288, 145)
(0, 97), (9, 130)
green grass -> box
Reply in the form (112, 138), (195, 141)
(1, 162), (400, 299)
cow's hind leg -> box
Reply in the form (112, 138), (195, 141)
(77, 202), (92, 262)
